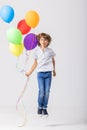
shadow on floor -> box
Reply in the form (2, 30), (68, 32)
(45, 122), (85, 127)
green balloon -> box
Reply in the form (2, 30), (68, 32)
(6, 27), (22, 44)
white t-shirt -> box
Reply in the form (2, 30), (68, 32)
(33, 47), (56, 72)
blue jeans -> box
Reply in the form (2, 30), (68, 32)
(37, 71), (52, 109)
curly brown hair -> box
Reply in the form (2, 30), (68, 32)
(36, 33), (52, 46)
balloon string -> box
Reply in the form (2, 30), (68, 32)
(16, 77), (29, 108)
(16, 51), (30, 127)
(16, 50), (31, 73)
(16, 77), (29, 127)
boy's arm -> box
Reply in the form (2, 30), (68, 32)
(52, 57), (56, 76)
(25, 59), (37, 77)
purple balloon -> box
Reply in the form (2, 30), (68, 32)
(24, 33), (38, 50)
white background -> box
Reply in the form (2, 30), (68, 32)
(0, 0), (87, 129)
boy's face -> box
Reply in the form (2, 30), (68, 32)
(39, 37), (49, 48)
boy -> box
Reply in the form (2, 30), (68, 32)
(25, 33), (56, 116)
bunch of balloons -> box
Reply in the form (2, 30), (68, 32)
(1, 6), (40, 126)
(5, 8), (40, 57)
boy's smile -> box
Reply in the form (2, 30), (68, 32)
(40, 37), (49, 48)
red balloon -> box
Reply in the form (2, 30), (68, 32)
(17, 19), (31, 35)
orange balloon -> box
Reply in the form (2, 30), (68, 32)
(25, 10), (39, 28)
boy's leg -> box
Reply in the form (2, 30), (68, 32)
(37, 72), (45, 112)
(43, 72), (52, 114)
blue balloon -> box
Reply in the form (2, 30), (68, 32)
(0, 5), (14, 23)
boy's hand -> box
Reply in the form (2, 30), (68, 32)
(25, 72), (30, 77)
(53, 70), (56, 76)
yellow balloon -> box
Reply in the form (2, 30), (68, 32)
(25, 10), (39, 28)
(9, 43), (24, 56)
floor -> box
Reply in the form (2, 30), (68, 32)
(0, 107), (87, 130)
